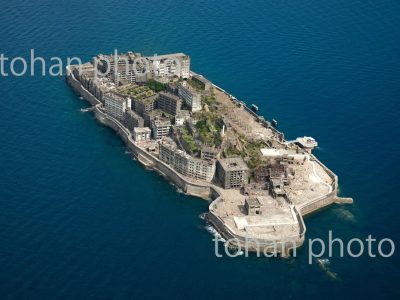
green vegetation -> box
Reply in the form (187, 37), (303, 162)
(195, 113), (222, 147)
(181, 127), (200, 153)
(179, 111), (224, 152)
(151, 109), (175, 123)
(243, 140), (266, 171)
(187, 79), (204, 91)
(146, 79), (166, 92)
(224, 137), (265, 171)
(226, 146), (241, 156)
(135, 90), (155, 101)
(201, 89), (217, 109)
(202, 94), (217, 106)
(117, 85), (155, 100)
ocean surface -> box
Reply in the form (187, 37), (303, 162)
(0, 0), (399, 299)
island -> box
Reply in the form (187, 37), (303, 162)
(66, 51), (353, 256)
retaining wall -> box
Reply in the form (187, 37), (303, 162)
(297, 154), (339, 216)
(205, 206), (305, 255)
(67, 70), (101, 106)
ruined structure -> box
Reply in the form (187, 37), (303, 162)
(67, 51), (353, 256)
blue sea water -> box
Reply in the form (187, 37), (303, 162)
(0, 0), (399, 299)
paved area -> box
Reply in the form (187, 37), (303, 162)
(211, 189), (301, 241)
(214, 89), (275, 140)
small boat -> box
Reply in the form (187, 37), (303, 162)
(317, 258), (330, 266)
(251, 104), (259, 112)
(272, 119), (278, 127)
(80, 107), (95, 113)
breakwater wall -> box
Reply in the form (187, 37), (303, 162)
(66, 69), (101, 106)
(298, 155), (339, 216)
(205, 204), (306, 255)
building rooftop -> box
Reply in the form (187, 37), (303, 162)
(202, 146), (219, 153)
(158, 91), (181, 101)
(134, 94), (158, 104)
(152, 118), (171, 127)
(104, 92), (126, 103)
(179, 81), (199, 95)
(160, 137), (215, 166)
(218, 157), (249, 172)
(126, 109), (142, 118)
(245, 197), (262, 208)
(260, 148), (287, 157)
(176, 110), (190, 118)
(134, 127), (151, 133)
(145, 109), (174, 120)
(296, 136), (318, 148)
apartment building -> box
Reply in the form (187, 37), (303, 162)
(177, 81), (202, 112)
(157, 92), (182, 115)
(175, 110), (191, 126)
(133, 94), (158, 117)
(146, 53), (190, 79)
(133, 127), (151, 142)
(216, 157), (250, 189)
(159, 138), (215, 182)
(151, 118), (171, 140)
(124, 109), (144, 131)
(201, 146), (220, 161)
(104, 92), (130, 121)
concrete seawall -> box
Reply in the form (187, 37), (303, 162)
(205, 205), (306, 254)
(67, 69), (351, 254)
(298, 154), (354, 216)
(67, 70), (101, 106)
(298, 155), (338, 216)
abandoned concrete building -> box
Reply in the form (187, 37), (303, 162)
(124, 109), (144, 131)
(151, 118), (171, 140)
(133, 94), (158, 117)
(159, 138), (216, 182)
(216, 157), (249, 189)
(201, 146), (220, 161)
(157, 92), (182, 115)
(133, 127), (151, 142)
(245, 197), (262, 215)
